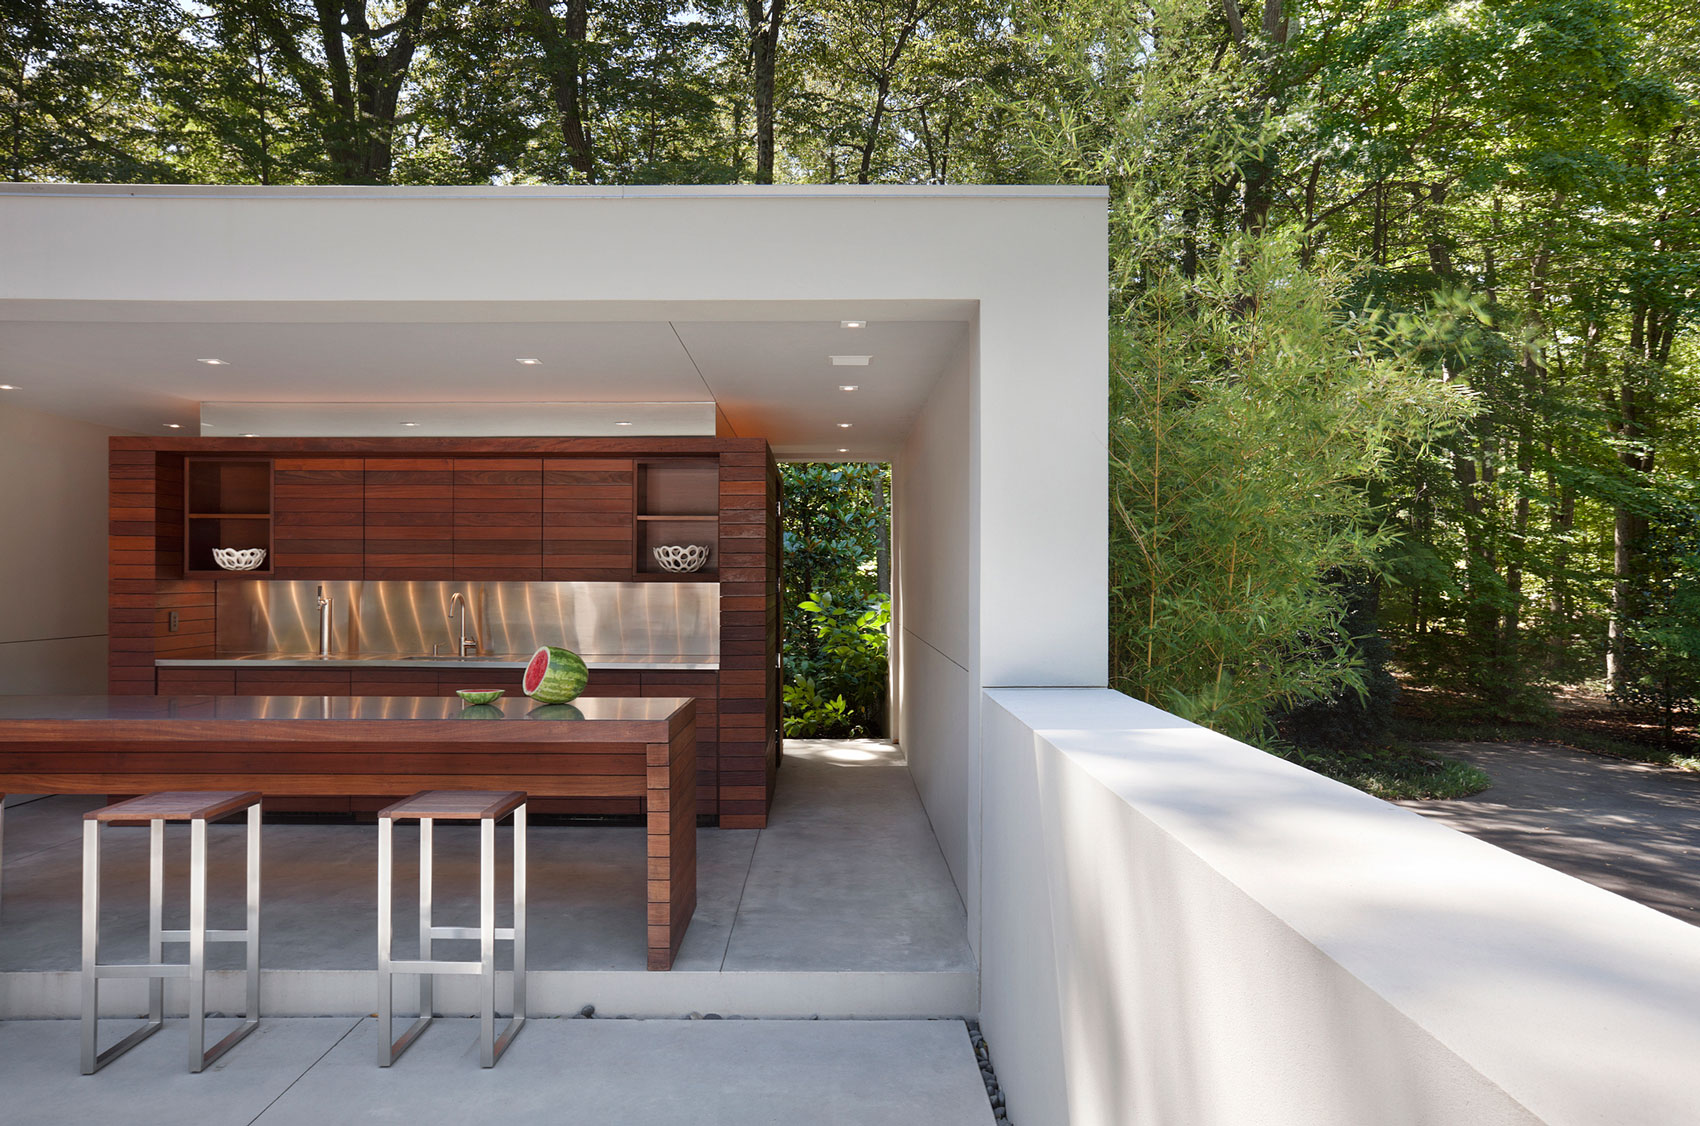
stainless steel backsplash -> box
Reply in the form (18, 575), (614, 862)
(215, 581), (720, 658)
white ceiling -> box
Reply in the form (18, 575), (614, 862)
(0, 313), (970, 460)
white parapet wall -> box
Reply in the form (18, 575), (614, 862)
(980, 687), (1700, 1126)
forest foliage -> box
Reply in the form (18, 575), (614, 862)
(6, 0), (1698, 745)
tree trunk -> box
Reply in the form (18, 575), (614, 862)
(310, 0), (431, 184)
(1606, 306), (1661, 692)
(530, 0), (595, 181)
(744, 0), (785, 184)
(857, 0), (922, 185)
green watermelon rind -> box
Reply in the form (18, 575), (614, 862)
(524, 645), (589, 703)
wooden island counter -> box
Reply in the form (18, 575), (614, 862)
(0, 694), (697, 970)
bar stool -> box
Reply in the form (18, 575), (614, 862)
(81, 791), (262, 1075)
(377, 790), (527, 1068)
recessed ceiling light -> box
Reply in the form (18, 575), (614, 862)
(841, 320), (866, 329)
(838, 384), (860, 392)
(516, 358), (542, 365)
(837, 422), (852, 429)
(831, 355), (871, 366)
(164, 423), (182, 429)
(241, 433), (258, 438)
(837, 448), (849, 453)
(615, 420), (634, 427)
(0, 384), (16, 390)
(197, 358), (228, 365)
(401, 422), (421, 428)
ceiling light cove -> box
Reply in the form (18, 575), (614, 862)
(516, 358), (542, 365)
(841, 320), (867, 329)
(831, 355), (871, 366)
(197, 358), (228, 365)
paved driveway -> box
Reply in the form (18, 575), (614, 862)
(1399, 741), (1700, 926)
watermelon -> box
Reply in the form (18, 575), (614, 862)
(524, 645), (589, 703)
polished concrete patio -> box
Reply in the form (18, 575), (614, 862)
(0, 740), (976, 1018)
(0, 1016), (996, 1126)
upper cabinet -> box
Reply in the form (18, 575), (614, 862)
(543, 458), (634, 581)
(272, 458), (363, 580)
(452, 458), (542, 581)
(183, 457), (272, 577)
(635, 458), (719, 580)
(169, 447), (750, 585)
(363, 458), (453, 579)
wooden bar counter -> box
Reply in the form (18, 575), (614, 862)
(0, 694), (696, 970)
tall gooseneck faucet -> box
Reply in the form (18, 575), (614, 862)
(450, 591), (478, 656)
(316, 585), (333, 657)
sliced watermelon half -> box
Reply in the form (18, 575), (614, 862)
(524, 645), (589, 703)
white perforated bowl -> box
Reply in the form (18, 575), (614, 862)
(653, 544), (709, 573)
(212, 547), (267, 571)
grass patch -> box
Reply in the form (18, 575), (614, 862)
(1265, 740), (1492, 800)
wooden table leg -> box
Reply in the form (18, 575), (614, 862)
(645, 720), (697, 971)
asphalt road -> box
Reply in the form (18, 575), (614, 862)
(1399, 741), (1700, 927)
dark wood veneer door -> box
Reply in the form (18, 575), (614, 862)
(452, 458), (542, 580)
(543, 458), (635, 580)
(364, 459), (454, 579)
(273, 458), (364, 578)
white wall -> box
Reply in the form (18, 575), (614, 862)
(894, 328), (974, 930)
(981, 687), (1700, 1126)
(0, 400), (119, 692)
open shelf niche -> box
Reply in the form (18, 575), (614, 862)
(183, 457), (273, 576)
(635, 458), (718, 578)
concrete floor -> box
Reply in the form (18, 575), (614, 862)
(0, 741), (976, 1017)
(0, 1016), (997, 1126)
(1401, 740), (1700, 926)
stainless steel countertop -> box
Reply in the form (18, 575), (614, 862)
(155, 653), (720, 671)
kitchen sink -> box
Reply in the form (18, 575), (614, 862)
(400, 654), (526, 662)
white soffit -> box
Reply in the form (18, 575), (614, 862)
(0, 314), (968, 458)
(200, 401), (717, 438)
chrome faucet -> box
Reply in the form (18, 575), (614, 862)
(316, 585), (333, 657)
(449, 591), (478, 656)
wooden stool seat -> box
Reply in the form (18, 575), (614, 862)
(88, 791), (262, 824)
(378, 789), (527, 1068)
(378, 790), (527, 823)
(81, 790), (262, 1075)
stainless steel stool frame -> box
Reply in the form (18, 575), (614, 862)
(80, 796), (261, 1075)
(377, 795), (526, 1068)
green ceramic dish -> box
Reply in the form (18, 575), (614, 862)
(455, 689), (504, 705)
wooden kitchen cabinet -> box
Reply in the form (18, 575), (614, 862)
(273, 458), (363, 579)
(452, 458), (542, 580)
(544, 458), (635, 581)
(364, 459), (453, 579)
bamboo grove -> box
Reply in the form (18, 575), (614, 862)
(7, 0), (1698, 741)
